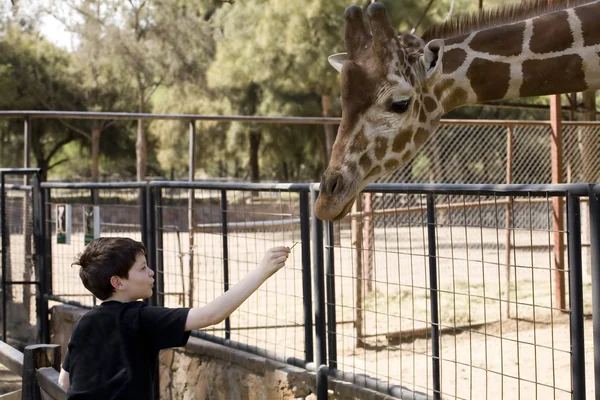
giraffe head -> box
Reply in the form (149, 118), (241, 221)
(314, 2), (445, 221)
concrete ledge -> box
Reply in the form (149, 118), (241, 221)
(50, 305), (409, 399)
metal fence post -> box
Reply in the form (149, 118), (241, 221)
(154, 186), (164, 307)
(43, 187), (53, 302)
(140, 185), (151, 305)
(1, 172), (6, 342)
(325, 220), (337, 370)
(146, 185), (157, 307)
(299, 191), (314, 363)
(589, 184), (600, 399)
(567, 193), (585, 400)
(311, 186), (327, 399)
(90, 188), (97, 306)
(427, 193), (441, 400)
(22, 344), (61, 400)
(221, 189), (231, 340)
(32, 173), (49, 344)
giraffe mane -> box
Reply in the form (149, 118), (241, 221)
(422, 0), (596, 41)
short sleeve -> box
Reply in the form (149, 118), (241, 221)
(62, 348), (71, 372)
(139, 306), (191, 350)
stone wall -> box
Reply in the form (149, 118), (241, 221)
(50, 305), (394, 399)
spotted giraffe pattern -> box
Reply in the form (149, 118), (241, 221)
(440, 1), (600, 105)
(315, 1), (600, 221)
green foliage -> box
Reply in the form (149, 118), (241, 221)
(0, 26), (86, 175)
(2, 0), (593, 183)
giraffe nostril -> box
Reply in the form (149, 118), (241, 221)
(322, 173), (345, 197)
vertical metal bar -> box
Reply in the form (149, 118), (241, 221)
(363, 192), (373, 292)
(188, 121), (196, 309)
(567, 194), (586, 400)
(32, 173), (49, 343)
(145, 184), (158, 400)
(317, 364), (329, 400)
(189, 120), (195, 183)
(427, 193), (441, 400)
(588, 185), (600, 400)
(91, 188), (97, 307)
(24, 116), (30, 171)
(146, 185), (157, 307)
(140, 187), (149, 305)
(43, 188), (53, 299)
(311, 186), (327, 394)
(325, 220), (337, 370)
(351, 196), (365, 347)
(23, 118), (33, 340)
(550, 95), (566, 310)
(505, 126), (514, 319)
(155, 187), (164, 307)
(221, 189), (231, 340)
(299, 191), (314, 363)
(1, 172), (6, 342)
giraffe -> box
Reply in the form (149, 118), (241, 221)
(314, 0), (600, 221)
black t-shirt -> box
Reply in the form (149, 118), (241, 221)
(62, 301), (191, 400)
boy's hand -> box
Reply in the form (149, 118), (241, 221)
(259, 246), (290, 275)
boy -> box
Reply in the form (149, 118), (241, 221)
(58, 237), (290, 399)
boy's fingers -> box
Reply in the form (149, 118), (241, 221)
(270, 246), (290, 252)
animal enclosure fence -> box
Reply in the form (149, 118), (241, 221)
(2, 173), (599, 399)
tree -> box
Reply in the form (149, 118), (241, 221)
(49, 0), (220, 180)
(0, 27), (89, 179)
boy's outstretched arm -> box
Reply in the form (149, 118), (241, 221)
(185, 246), (290, 331)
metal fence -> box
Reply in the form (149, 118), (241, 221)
(3, 174), (597, 399)
(379, 121), (600, 186)
(0, 169), (46, 346)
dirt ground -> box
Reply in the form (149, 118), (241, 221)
(3, 220), (595, 399)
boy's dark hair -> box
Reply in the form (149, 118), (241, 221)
(74, 237), (146, 300)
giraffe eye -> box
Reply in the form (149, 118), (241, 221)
(389, 99), (411, 114)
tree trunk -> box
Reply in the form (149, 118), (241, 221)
(249, 130), (261, 183)
(91, 127), (101, 182)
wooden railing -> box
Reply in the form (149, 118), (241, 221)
(0, 340), (66, 400)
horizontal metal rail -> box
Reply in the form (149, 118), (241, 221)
(38, 181), (600, 196)
(195, 218), (300, 232)
(0, 168), (41, 174)
(361, 182), (597, 196)
(0, 340), (24, 376)
(41, 182), (148, 189)
(2, 110), (600, 127)
(0, 111), (341, 124)
(350, 197), (590, 218)
(149, 180), (311, 192)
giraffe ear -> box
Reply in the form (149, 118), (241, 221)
(422, 39), (444, 79)
(328, 53), (347, 73)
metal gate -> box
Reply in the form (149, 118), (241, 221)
(0, 168), (48, 345)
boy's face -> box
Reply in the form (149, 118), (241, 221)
(121, 252), (155, 300)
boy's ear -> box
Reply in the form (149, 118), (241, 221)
(110, 275), (123, 290)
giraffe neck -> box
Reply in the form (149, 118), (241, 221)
(437, 0), (600, 113)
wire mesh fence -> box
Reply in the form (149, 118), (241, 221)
(327, 188), (594, 399)
(155, 185), (310, 363)
(2, 176), (598, 399)
(44, 184), (145, 308)
(380, 122), (600, 186)
(0, 184), (37, 344)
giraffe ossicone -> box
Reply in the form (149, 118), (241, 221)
(314, 0), (600, 221)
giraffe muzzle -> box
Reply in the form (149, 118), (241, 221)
(315, 171), (360, 221)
